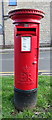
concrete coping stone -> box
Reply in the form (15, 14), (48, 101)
(0, 47), (52, 53)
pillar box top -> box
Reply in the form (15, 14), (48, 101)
(8, 9), (45, 24)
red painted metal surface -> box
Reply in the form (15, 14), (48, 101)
(8, 9), (45, 91)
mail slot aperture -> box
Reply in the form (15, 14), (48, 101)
(16, 27), (36, 35)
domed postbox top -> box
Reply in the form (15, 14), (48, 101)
(8, 9), (45, 23)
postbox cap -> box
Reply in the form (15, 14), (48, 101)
(8, 9), (45, 23)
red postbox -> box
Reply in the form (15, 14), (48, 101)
(8, 9), (44, 110)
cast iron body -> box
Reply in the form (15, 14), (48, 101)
(8, 9), (44, 110)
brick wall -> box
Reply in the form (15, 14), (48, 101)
(0, 0), (51, 47)
(0, 1), (3, 46)
(17, 1), (50, 46)
(50, 1), (52, 46)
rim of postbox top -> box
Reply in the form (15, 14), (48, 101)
(8, 9), (45, 18)
(8, 9), (45, 24)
